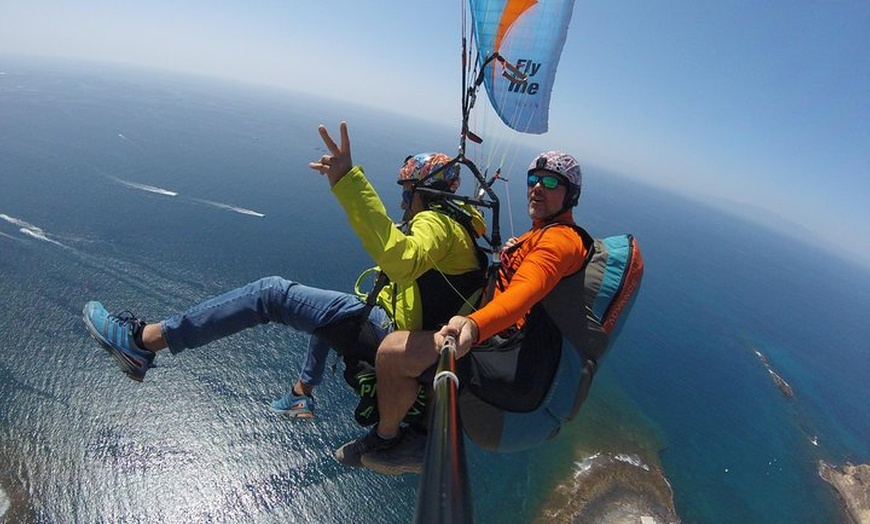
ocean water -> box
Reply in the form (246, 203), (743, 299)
(1, 58), (867, 523)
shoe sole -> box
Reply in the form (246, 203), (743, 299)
(334, 447), (363, 468)
(82, 310), (145, 382)
(269, 406), (315, 419)
(360, 454), (422, 475)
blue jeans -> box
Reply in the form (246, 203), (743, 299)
(159, 276), (393, 386)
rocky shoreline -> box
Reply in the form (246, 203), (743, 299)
(536, 452), (680, 524)
(818, 461), (870, 524)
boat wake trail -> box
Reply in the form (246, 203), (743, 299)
(2, 210), (217, 309)
(112, 177), (178, 197)
(18, 228), (68, 247)
(0, 213), (70, 248)
(190, 198), (265, 218)
(110, 177), (264, 217)
(0, 230), (22, 241)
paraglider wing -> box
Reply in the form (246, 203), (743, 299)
(469, 0), (576, 134)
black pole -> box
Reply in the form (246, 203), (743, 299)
(413, 336), (473, 524)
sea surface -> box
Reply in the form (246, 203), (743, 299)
(1, 57), (868, 523)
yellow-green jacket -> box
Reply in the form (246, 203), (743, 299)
(332, 166), (486, 330)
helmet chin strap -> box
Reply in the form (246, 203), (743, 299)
(401, 186), (436, 222)
(540, 186), (580, 223)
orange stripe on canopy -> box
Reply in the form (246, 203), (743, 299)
(494, 0), (537, 53)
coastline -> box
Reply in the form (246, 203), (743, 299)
(818, 461), (870, 524)
(531, 389), (680, 524)
(536, 451), (679, 524)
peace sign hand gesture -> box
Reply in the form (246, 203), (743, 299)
(309, 121), (353, 187)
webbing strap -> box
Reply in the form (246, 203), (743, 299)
(357, 270), (390, 339)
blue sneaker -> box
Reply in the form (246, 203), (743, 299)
(82, 301), (154, 382)
(270, 391), (315, 419)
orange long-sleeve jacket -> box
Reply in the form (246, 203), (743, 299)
(468, 211), (587, 342)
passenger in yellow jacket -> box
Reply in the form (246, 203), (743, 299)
(334, 150), (588, 472)
(82, 121), (486, 421)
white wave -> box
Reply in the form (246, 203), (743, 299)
(0, 485), (8, 519)
(572, 453), (602, 479)
(191, 198), (265, 218)
(113, 178), (178, 197)
(20, 227), (68, 248)
(614, 453), (650, 471)
(571, 452), (651, 484)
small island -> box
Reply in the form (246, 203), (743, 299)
(753, 349), (794, 398)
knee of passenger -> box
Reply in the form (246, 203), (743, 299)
(377, 331), (408, 358)
(258, 276), (287, 288)
(258, 276), (295, 296)
(376, 331), (436, 373)
(255, 276), (293, 311)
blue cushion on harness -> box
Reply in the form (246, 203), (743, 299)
(459, 231), (643, 453)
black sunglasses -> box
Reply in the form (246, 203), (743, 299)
(527, 173), (563, 189)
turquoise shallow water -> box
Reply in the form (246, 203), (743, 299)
(0, 58), (867, 523)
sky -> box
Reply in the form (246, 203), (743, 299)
(1, 1), (868, 266)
